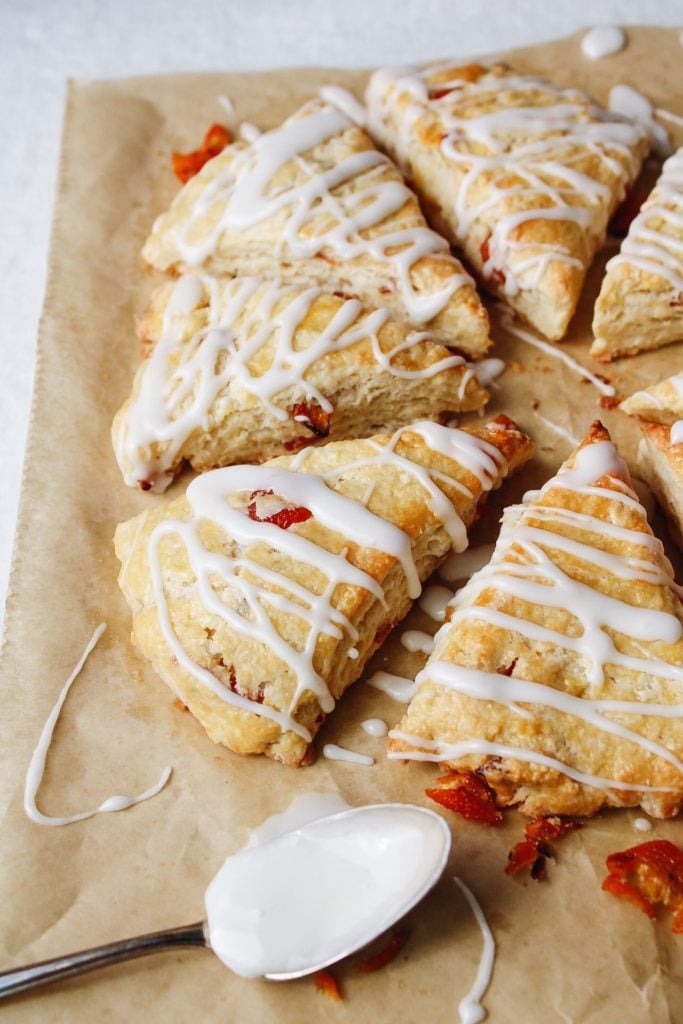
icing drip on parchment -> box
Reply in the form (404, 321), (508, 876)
(24, 624), (172, 827)
(495, 305), (616, 396)
(146, 423), (507, 740)
(163, 100), (472, 323)
(581, 26), (626, 61)
(390, 439), (683, 795)
(454, 876), (496, 1024)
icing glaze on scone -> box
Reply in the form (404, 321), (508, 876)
(390, 424), (683, 817)
(113, 275), (487, 492)
(366, 63), (648, 340)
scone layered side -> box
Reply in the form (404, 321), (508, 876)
(620, 370), (683, 424)
(366, 62), (649, 341)
(592, 148), (683, 360)
(637, 424), (683, 549)
(390, 422), (683, 818)
(112, 275), (489, 493)
(142, 99), (491, 354)
(115, 420), (534, 765)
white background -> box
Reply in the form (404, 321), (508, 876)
(1, 0), (681, 624)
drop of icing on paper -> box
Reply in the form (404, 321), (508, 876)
(419, 585), (453, 622)
(581, 26), (626, 60)
(361, 718), (388, 737)
(401, 629), (435, 654)
(323, 743), (374, 766)
(366, 671), (417, 703)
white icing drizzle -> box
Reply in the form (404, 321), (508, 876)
(217, 95), (238, 131)
(367, 65), (646, 297)
(323, 743), (374, 766)
(401, 629), (435, 654)
(608, 85), (672, 158)
(581, 26), (626, 61)
(166, 99), (472, 324)
(671, 420), (683, 444)
(319, 85), (367, 127)
(361, 718), (388, 737)
(441, 544), (496, 584)
(605, 148), (683, 293)
(145, 423), (501, 738)
(115, 275), (468, 493)
(367, 671), (417, 703)
(453, 876), (495, 1024)
(496, 305), (616, 396)
(24, 625), (172, 827)
(657, 108), (683, 129)
(633, 816), (654, 832)
(292, 419), (508, 554)
(389, 439), (683, 794)
(239, 121), (261, 143)
(472, 357), (506, 388)
(419, 585), (453, 622)
(534, 411), (581, 447)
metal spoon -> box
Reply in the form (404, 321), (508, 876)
(0, 803), (451, 999)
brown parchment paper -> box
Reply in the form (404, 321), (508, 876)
(1, 26), (683, 1024)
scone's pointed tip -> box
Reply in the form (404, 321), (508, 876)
(584, 419), (612, 444)
(491, 413), (522, 432)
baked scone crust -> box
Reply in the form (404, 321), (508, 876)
(366, 62), (648, 341)
(390, 422), (683, 818)
(620, 370), (683, 425)
(115, 419), (533, 766)
(112, 275), (489, 493)
(592, 149), (683, 361)
(142, 99), (491, 355)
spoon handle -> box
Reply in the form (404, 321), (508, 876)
(0, 921), (207, 999)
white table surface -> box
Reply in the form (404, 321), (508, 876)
(1, 0), (680, 627)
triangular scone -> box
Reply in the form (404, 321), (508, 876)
(620, 370), (683, 424)
(636, 422), (683, 549)
(592, 150), (683, 360)
(390, 422), (683, 819)
(142, 99), (490, 356)
(112, 275), (489, 493)
(115, 418), (533, 766)
(366, 62), (649, 342)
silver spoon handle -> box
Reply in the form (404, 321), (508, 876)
(0, 922), (207, 999)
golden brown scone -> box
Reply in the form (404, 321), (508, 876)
(115, 418), (533, 766)
(112, 275), (489, 493)
(592, 149), (683, 360)
(620, 370), (683, 424)
(366, 62), (649, 342)
(142, 98), (490, 356)
(637, 422), (683, 549)
(390, 422), (683, 819)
